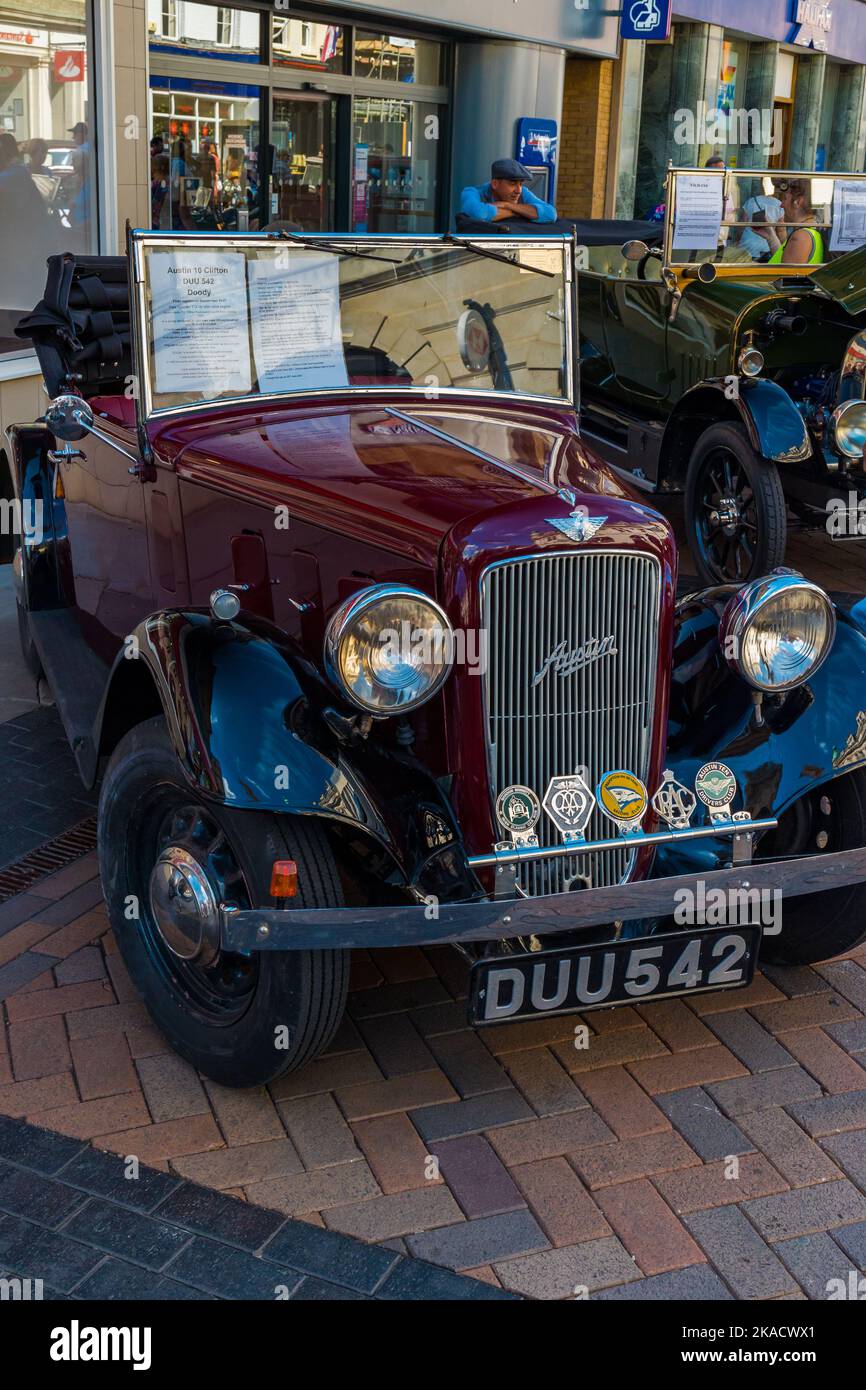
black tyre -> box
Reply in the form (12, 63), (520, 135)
(758, 770), (866, 966)
(98, 717), (349, 1087)
(684, 422), (787, 586)
(16, 595), (44, 681)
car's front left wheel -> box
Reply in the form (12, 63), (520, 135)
(98, 717), (349, 1087)
(684, 422), (787, 586)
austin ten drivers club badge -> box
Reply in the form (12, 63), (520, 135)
(596, 770), (649, 836)
(495, 785), (541, 847)
(651, 769), (697, 830)
(695, 762), (738, 824)
(542, 774), (595, 844)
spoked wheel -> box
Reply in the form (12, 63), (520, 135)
(685, 422), (786, 587)
(99, 717), (349, 1087)
(756, 770), (866, 965)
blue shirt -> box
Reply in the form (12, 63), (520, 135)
(459, 181), (557, 225)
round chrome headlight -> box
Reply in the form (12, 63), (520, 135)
(324, 584), (454, 714)
(738, 346), (764, 378)
(833, 400), (866, 459)
(719, 572), (835, 692)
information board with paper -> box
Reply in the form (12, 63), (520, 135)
(150, 250), (252, 397)
(672, 175), (724, 253)
(248, 253), (349, 393)
(830, 181), (866, 254)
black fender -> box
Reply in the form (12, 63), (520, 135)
(660, 378), (812, 486)
(656, 590), (866, 877)
(95, 610), (481, 906)
(6, 421), (70, 610)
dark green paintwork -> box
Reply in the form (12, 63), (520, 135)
(810, 245), (866, 316)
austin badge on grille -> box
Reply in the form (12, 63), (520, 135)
(495, 785), (541, 847)
(597, 770), (649, 836)
(542, 774), (595, 844)
(695, 762), (738, 824)
(651, 769), (697, 831)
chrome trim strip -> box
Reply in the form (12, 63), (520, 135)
(468, 818), (777, 868)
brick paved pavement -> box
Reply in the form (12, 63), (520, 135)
(0, 851), (864, 1300)
(1, 518), (866, 1300)
(0, 1113), (508, 1300)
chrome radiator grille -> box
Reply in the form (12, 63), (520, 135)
(482, 551), (661, 895)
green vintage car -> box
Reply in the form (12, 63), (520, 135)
(578, 167), (866, 585)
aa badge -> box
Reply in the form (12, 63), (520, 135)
(597, 770), (648, 836)
(695, 762), (738, 823)
(651, 769), (697, 831)
(542, 774), (595, 844)
(495, 785), (541, 847)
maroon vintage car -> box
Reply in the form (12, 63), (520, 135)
(10, 230), (866, 1087)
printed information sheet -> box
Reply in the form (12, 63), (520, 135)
(830, 181), (866, 253)
(672, 175), (724, 252)
(248, 252), (349, 393)
(150, 251), (251, 396)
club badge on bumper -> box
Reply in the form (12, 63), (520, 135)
(695, 762), (738, 825)
(596, 770), (649, 836)
(542, 774), (595, 844)
(495, 785), (542, 847)
(651, 770), (697, 830)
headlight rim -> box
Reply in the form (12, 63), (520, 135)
(719, 571), (836, 693)
(324, 582), (455, 715)
(832, 398), (866, 460)
(738, 346), (764, 379)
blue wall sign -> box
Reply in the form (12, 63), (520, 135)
(620, 0), (673, 42)
(516, 117), (557, 197)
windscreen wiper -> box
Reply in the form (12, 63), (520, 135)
(268, 230), (402, 266)
(444, 234), (557, 278)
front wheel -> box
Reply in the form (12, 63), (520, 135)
(684, 422), (787, 586)
(758, 770), (866, 966)
(98, 717), (349, 1087)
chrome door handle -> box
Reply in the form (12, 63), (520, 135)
(48, 448), (84, 462)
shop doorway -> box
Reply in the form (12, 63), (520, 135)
(269, 92), (337, 231)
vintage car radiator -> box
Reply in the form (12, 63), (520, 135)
(481, 550), (661, 895)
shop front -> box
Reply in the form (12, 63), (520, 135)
(0, 0), (97, 357)
(620, 0), (866, 220)
(147, 3), (451, 234)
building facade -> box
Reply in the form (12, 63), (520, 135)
(612, 0), (866, 219)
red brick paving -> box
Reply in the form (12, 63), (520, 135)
(1, 831), (865, 1298)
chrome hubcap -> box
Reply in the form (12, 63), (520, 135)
(149, 846), (220, 965)
(716, 494), (740, 533)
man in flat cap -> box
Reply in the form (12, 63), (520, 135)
(459, 158), (557, 224)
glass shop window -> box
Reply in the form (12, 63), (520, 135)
(149, 82), (261, 232)
(271, 16), (345, 74)
(147, 1), (262, 62)
(352, 96), (440, 232)
(353, 32), (443, 85)
(0, 0), (98, 356)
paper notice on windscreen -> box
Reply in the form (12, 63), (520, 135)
(672, 175), (724, 252)
(150, 251), (251, 396)
(830, 181), (866, 253)
(248, 253), (349, 393)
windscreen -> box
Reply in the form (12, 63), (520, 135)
(667, 170), (866, 268)
(137, 237), (571, 414)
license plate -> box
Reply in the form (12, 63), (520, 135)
(468, 926), (761, 1026)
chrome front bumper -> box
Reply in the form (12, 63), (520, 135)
(218, 836), (866, 953)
